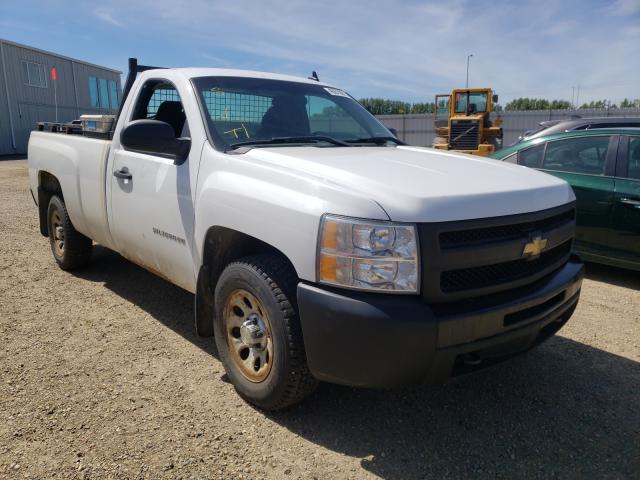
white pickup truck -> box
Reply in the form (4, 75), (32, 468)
(28, 59), (584, 409)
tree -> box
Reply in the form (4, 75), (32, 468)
(358, 98), (412, 115)
(504, 98), (572, 111)
(620, 98), (640, 108)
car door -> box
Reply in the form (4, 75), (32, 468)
(108, 79), (199, 292)
(609, 135), (640, 268)
(534, 135), (616, 255)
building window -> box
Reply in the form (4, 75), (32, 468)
(108, 80), (119, 109)
(99, 78), (110, 110)
(89, 76), (119, 110)
(21, 60), (47, 88)
(89, 77), (99, 108)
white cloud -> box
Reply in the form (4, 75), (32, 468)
(606, 0), (640, 15)
(80, 0), (639, 104)
(93, 9), (124, 27)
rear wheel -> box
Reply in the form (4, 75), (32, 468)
(213, 254), (317, 410)
(47, 195), (92, 270)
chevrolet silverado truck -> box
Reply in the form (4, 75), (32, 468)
(28, 59), (584, 410)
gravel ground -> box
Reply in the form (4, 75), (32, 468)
(1, 159), (639, 479)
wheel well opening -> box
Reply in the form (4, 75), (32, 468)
(202, 226), (298, 289)
(37, 171), (63, 237)
(195, 226), (298, 337)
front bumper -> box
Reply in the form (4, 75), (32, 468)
(297, 255), (584, 388)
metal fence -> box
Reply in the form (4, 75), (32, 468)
(376, 108), (640, 148)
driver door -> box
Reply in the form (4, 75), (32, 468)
(109, 79), (199, 292)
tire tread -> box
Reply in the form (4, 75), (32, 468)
(223, 254), (317, 409)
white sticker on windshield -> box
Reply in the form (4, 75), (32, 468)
(324, 87), (350, 97)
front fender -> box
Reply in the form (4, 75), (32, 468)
(193, 143), (389, 281)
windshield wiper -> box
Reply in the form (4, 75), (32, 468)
(226, 135), (350, 152)
(345, 136), (404, 145)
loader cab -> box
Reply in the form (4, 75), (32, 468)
(453, 90), (490, 115)
(432, 87), (503, 156)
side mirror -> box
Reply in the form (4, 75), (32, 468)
(492, 94), (499, 104)
(388, 127), (398, 138)
(120, 119), (191, 164)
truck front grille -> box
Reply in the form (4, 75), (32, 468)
(449, 120), (480, 150)
(440, 240), (572, 293)
(418, 203), (576, 302)
(439, 208), (576, 249)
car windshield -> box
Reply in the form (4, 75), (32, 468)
(454, 91), (488, 114)
(192, 76), (393, 150)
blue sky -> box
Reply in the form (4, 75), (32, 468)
(1, 0), (639, 104)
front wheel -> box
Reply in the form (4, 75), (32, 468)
(47, 195), (92, 270)
(213, 254), (317, 410)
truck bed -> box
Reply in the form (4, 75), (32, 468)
(28, 131), (116, 250)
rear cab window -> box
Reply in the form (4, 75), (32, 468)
(131, 80), (188, 138)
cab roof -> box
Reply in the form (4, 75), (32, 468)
(142, 67), (336, 88)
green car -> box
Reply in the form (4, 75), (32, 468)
(491, 129), (640, 270)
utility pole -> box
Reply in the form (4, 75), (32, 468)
(466, 54), (473, 88)
(571, 87), (575, 109)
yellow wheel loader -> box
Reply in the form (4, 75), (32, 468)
(432, 88), (503, 156)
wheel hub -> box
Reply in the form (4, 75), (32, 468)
(240, 314), (268, 350)
(223, 289), (273, 383)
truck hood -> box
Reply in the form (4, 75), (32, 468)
(243, 145), (575, 222)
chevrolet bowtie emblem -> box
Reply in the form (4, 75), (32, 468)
(523, 236), (548, 259)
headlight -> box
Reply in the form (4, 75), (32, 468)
(317, 214), (419, 293)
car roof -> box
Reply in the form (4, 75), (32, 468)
(520, 117), (640, 141)
(493, 128), (640, 159)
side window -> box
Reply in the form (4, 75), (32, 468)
(517, 143), (544, 167)
(627, 136), (640, 180)
(307, 95), (368, 137)
(542, 136), (610, 175)
(132, 81), (187, 138)
(145, 86), (181, 118)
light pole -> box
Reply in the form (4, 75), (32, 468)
(466, 54), (473, 88)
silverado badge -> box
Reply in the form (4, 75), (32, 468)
(522, 235), (548, 259)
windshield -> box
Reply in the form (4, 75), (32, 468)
(454, 91), (488, 114)
(192, 76), (392, 150)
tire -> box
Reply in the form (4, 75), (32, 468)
(213, 254), (318, 410)
(47, 195), (92, 270)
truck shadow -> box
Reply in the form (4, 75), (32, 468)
(270, 340), (639, 479)
(74, 246), (639, 479)
(73, 245), (216, 357)
(584, 261), (640, 290)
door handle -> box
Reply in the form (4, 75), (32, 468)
(113, 168), (132, 180)
(618, 197), (640, 208)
